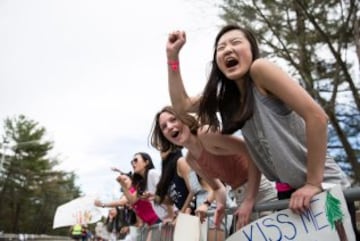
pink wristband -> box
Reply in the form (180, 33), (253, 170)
(168, 60), (179, 71)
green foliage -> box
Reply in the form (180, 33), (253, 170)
(0, 115), (82, 235)
(325, 191), (344, 229)
(218, 0), (360, 182)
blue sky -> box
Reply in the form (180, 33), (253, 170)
(0, 0), (223, 199)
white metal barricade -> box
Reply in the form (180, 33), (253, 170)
(136, 209), (237, 241)
(136, 187), (360, 241)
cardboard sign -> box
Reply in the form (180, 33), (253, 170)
(227, 185), (355, 241)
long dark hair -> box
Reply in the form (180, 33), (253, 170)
(155, 148), (183, 204)
(105, 207), (121, 233)
(105, 206), (137, 239)
(149, 106), (199, 152)
(132, 152), (154, 194)
(198, 24), (260, 134)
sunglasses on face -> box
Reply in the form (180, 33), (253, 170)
(131, 158), (139, 165)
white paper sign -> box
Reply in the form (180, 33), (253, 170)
(174, 213), (208, 241)
(53, 195), (103, 229)
(227, 185), (355, 241)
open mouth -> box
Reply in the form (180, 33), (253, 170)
(171, 131), (180, 138)
(225, 58), (239, 68)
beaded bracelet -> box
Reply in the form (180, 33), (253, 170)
(168, 60), (179, 71)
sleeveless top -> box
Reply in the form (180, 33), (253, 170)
(146, 169), (170, 220)
(241, 87), (350, 189)
(196, 149), (248, 189)
(168, 169), (189, 210)
(168, 150), (199, 213)
(130, 187), (160, 225)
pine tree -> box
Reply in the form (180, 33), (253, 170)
(0, 115), (81, 235)
(325, 191), (348, 241)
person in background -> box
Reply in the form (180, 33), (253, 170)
(154, 148), (199, 216)
(81, 224), (89, 241)
(94, 222), (106, 241)
(70, 223), (83, 240)
(94, 171), (142, 241)
(116, 172), (163, 226)
(104, 207), (128, 240)
(116, 171), (173, 241)
(130, 152), (176, 220)
(165, 24), (357, 238)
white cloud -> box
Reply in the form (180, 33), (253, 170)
(0, 0), (222, 198)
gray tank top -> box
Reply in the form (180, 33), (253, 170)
(241, 87), (350, 189)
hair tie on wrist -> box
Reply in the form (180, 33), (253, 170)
(168, 60), (179, 71)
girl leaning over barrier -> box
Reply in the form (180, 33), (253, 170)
(149, 106), (277, 231)
(165, 24), (358, 239)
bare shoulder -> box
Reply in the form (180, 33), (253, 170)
(177, 156), (191, 177)
(249, 58), (276, 78)
(177, 156), (188, 166)
(250, 58), (290, 95)
(178, 156), (192, 169)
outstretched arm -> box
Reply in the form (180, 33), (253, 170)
(94, 195), (128, 208)
(166, 30), (200, 113)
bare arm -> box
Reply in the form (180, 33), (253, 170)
(166, 30), (200, 113)
(116, 175), (138, 205)
(251, 58), (326, 212)
(235, 160), (261, 229)
(177, 157), (196, 213)
(94, 195), (128, 208)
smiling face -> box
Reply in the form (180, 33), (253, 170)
(215, 29), (253, 82)
(158, 111), (191, 147)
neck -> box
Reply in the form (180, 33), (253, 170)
(139, 170), (146, 177)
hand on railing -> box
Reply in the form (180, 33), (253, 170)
(234, 199), (254, 230)
(195, 203), (209, 223)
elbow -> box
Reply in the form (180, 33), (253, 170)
(313, 109), (329, 127)
(127, 197), (137, 205)
(305, 106), (329, 129)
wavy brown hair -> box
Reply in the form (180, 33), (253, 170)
(149, 106), (199, 152)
